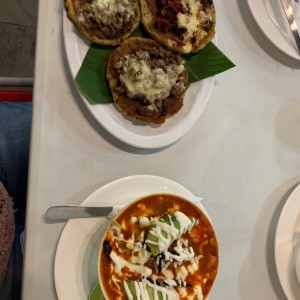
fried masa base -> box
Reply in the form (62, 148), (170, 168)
(140, 0), (216, 54)
(106, 37), (190, 124)
(64, 0), (140, 45)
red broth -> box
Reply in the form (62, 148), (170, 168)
(99, 194), (218, 299)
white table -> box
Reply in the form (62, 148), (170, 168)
(22, 0), (300, 299)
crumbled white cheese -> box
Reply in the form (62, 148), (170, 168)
(187, 259), (199, 273)
(162, 269), (174, 279)
(78, 0), (134, 26)
(131, 216), (138, 223)
(109, 224), (124, 241)
(139, 216), (151, 227)
(119, 51), (184, 103)
(130, 245), (151, 265)
(178, 287), (188, 297)
(126, 233), (135, 250)
(194, 285), (204, 300)
(176, 265), (189, 281)
(110, 251), (152, 277)
(95, 0), (133, 22)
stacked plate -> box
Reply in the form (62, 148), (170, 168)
(275, 184), (300, 299)
(248, 0), (300, 59)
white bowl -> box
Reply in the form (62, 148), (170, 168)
(98, 193), (219, 300)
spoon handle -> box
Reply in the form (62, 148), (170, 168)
(45, 206), (113, 222)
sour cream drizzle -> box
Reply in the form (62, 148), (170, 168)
(124, 278), (179, 300)
(145, 212), (196, 254)
(107, 210), (203, 299)
(110, 251), (152, 277)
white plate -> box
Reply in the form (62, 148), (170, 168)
(275, 183), (300, 299)
(248, 0), (300, 60)
(54, 175), (210, 300)
(62, 13), (215, 149)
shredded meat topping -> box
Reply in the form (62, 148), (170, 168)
(154, 0), (186, 41)
(200, 0), (213, 11)
(78, 0), (135, 39)
(152, 0), (214, 44)
(112, 47), (188, 117)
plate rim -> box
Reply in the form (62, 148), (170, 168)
(62, 13), (215, 149)
(53, 175), (211, 300)
(247, 0), (300, 60)
(274, 183), (300, 299)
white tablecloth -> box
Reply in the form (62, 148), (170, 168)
(22, 0), (300, 299)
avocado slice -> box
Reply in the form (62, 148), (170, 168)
(146, 284), (164, 300)
(124, 280), (171, 300)
(146, 214), (180, 256)
(145, 213), (195, 256)
(160, 214), (180, 229)
(124, 281), (137, 300)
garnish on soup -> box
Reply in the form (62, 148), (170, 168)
(99, 194), (218, 300)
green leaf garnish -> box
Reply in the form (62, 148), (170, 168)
(75, 43), (113, 104)
(88, 282), (105, 300)
(75, 26), (235, 105)
(183, 42), (235, 82)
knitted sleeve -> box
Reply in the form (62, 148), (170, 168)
(0, 182), (15, 288)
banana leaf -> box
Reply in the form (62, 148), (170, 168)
(75, 27), (235, 104)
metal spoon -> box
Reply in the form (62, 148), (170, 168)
(45, 205), (113, 222)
